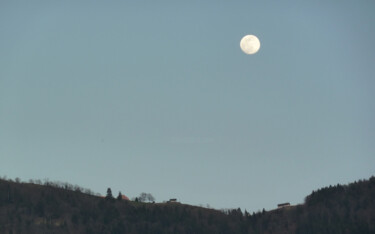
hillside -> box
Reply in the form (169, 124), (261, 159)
(0, 176), (374, 234)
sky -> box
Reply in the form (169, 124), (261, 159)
(1, 1), (375, 212)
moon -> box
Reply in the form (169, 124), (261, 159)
(240, 35), (261, 54)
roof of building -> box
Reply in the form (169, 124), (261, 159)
(277, 202), (290, 207)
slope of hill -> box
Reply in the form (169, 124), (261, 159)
(0, 176), (374, 234)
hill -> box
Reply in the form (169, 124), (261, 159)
(0, 176), (374, 233)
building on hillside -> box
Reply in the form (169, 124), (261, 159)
(167, 198), (178, 203)
(277, 202), (290, 208)
(100, 194), (130, 200)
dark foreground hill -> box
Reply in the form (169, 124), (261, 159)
(0, 176), (374, 234)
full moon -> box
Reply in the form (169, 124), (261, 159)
(240, 35), (261, 54)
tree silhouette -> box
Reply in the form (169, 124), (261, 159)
(117, 192), (123, 201)
(147, 193), (155, 203)
(138, 192), (155, 202)
(105, 188), (114, 200)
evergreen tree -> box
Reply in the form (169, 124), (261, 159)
(105, 188), (114, 200)
(117, 192), (123, 201)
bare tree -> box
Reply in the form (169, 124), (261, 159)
(138, 193), (147, 202)
(138, 193), (155, 203)
(146, 193), (155, 202)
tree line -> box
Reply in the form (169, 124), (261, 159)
(105, 188), (155, 203)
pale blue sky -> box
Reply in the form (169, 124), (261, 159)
(1, 1), (374, 212)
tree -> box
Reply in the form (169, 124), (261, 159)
(139, 193), (147, 202)
(146, 193), (155, 203)
(138, 193), (155, 203)
(117, 192), (123, 201)
(105, 188), (114, 200)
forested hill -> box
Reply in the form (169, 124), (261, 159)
(0, 176), (374, 234)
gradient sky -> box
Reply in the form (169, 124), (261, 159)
(1, 1), (375, 212)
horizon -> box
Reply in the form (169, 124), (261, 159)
(1, 1), (374, 212)
(1, 174), (374, 212)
